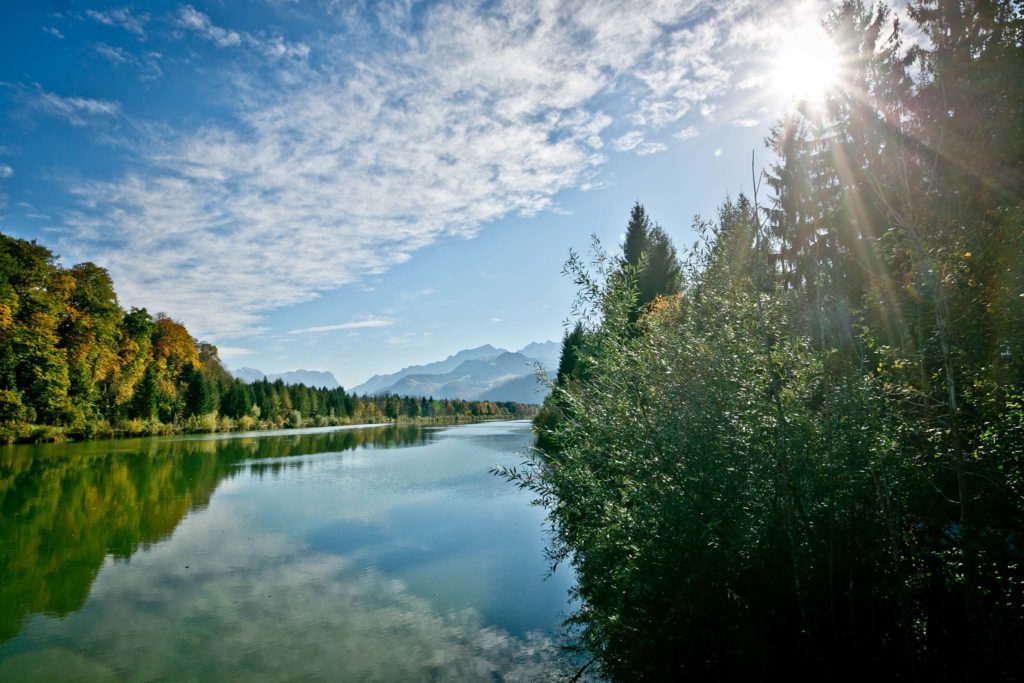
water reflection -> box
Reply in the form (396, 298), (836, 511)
(0, 421), (575, 680)
(0, 425), (429, 642)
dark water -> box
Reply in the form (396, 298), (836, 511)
(0, 421), (574, 681)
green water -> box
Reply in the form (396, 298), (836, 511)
(0, 421), (574, 681)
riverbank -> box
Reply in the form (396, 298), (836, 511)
(0, 410), (538, 445)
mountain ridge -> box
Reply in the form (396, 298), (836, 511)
(233, 341), (559, 404)
(351, 341), (559, 404)
(229, 368), (341, 389)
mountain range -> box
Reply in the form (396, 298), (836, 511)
(230, 341), (560, 404)
(229, 368), (341, 389)
(351, 341), (559, 404)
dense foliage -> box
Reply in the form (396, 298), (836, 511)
(0, 234), (534, 442)
(507, 1), (1024, 679)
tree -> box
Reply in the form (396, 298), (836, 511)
(183, 365), (213, 417)
(130, 363), (159, 421)
(556, 322), (586, 385)
(618, 202), (682, 322)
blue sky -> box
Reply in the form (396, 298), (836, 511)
(0, 0), (840, 387)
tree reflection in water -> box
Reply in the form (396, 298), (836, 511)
(0, 425), (430, 641)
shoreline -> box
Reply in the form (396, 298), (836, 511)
(0, 413), (538, 447)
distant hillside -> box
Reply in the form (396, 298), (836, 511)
(351, 342), (558, 404)
(230, 367), (341, 389)
(480, 371), (556, 403)
(350, 344), (502, 395)
(515, 341), (560, 370)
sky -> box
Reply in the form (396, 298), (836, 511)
(0, 0), (844, 388)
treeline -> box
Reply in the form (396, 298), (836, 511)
(0, 234), (535, 442)
(505, 1), (1024, 680)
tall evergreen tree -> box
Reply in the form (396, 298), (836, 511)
(183, 365), (213, 417)
(618, 202), (682, 322)
(556, 322), (586, 385)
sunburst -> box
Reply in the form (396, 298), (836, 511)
(771, 21), (841, 105)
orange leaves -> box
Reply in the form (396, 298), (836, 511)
(639, 292), (684, 329)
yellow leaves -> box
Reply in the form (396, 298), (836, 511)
(0, 303), (12, 333)
(152, 317), (200, 372)
(639, 292), (684, 329)
(48, 272), (76, 300)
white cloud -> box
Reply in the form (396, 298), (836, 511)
(629, 19), (731, 128)
(29, 89), (121, 126)
(85, 8), (148, 38)
(287, 318), (395, 335)
(95, 43), (132, 64)
(43, 26), (65, 39)
(261, 35), (311, 60)
(217, 346), (255, 359)
(176, 6), (242, 47)
(635, 142), (668, 156)
(59, 0), (764, 341)
(673, 125), (699, 141)
(731, 118), (761, 127)
(0, 165), (12, 179)
(612, 131), (645, 152)
(93, 43), (164, 80)
(611, 133), (666, 156)
(175, 6), (309, 59)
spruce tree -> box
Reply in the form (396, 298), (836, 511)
(619, 202), (682, 322)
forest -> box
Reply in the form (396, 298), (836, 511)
(0, 235), (534, 443)
(504, 0), (1024, 679)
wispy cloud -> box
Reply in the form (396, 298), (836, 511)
(611, 132), (666, 156)
(0, 165), (12, 179)
(95, 43), (132, 64)
(28, 88), (121, 126)
(58, 0), (771, 341)
(176, 6), (241, 47)
(287, 318), (395, 335)
(611, 131), (645, 152)
(175, 6), (309, 59)
(674, 125), (699, 141)
(43, 26), (65, 39)
(85, 8), (149, 38)
(731, 118), (761, 127)
(635, 142), (667, 156)
(399, 288), (436, 301)
(93, 43), (164, 80)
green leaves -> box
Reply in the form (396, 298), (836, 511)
(522, 4), (1024, 671)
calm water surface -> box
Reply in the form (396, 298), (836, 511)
(0, 420), (574, 681)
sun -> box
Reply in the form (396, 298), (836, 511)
(771, 21), (841, 105)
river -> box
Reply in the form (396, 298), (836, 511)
(0, 420), (574, 681)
